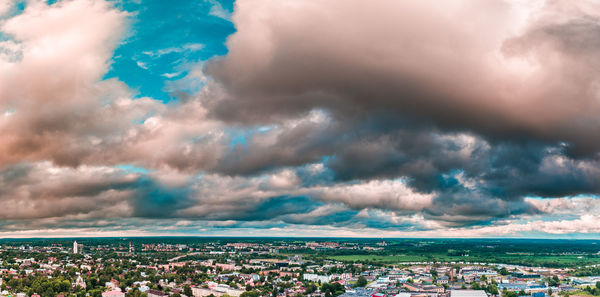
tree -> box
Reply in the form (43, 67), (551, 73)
(487, 284), (499, 295)
(184, 285), (193, 297)
(305, 283), (317, 294)
(321, 282), (345, 297)
(355, 276), (367, 287)
(549, 276), (560, 287)
(240, 291), (261, 297)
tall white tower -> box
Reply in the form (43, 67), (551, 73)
(73, 240), (78, 254)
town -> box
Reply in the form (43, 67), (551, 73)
(0, 238), (598, 297)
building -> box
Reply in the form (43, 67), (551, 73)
(404, 283), (440, 292)
(438, 276), (450, 284)
(101, 291), (125, 297)
(192, 285), (244, 297)
(450, 290), (488, 297)
(339, 288), (377, 297)
(215, 263), (235, 271)
(304, 273), (332, 283)
(72, 241), (83, 254)
(73, 275), (86, 289)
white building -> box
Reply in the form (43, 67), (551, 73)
(450, 290), (488, 297)
(73, 241), (78, 254)
(303, 273), (332, 283)
(74, 275), (86, 289)
(192, 286), (244, 297)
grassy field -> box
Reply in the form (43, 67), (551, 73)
(326, 255), (429, 263)
(321, 253), (600, 267)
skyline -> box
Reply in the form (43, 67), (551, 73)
(1, 0), (600, 238)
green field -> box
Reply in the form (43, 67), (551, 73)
(326, 254), (429, 263)
(321, 253), (600, 268)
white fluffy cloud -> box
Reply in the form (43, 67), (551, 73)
(0, 0), (12, 15)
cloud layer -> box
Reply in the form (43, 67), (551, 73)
(0, 0), (599, 237)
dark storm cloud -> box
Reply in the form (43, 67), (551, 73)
(206, 0), (600, 153)
(215, 112), (345, 175)
(177, 102), (600, 224)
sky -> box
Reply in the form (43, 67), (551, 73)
(0, 0), (600, 238)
